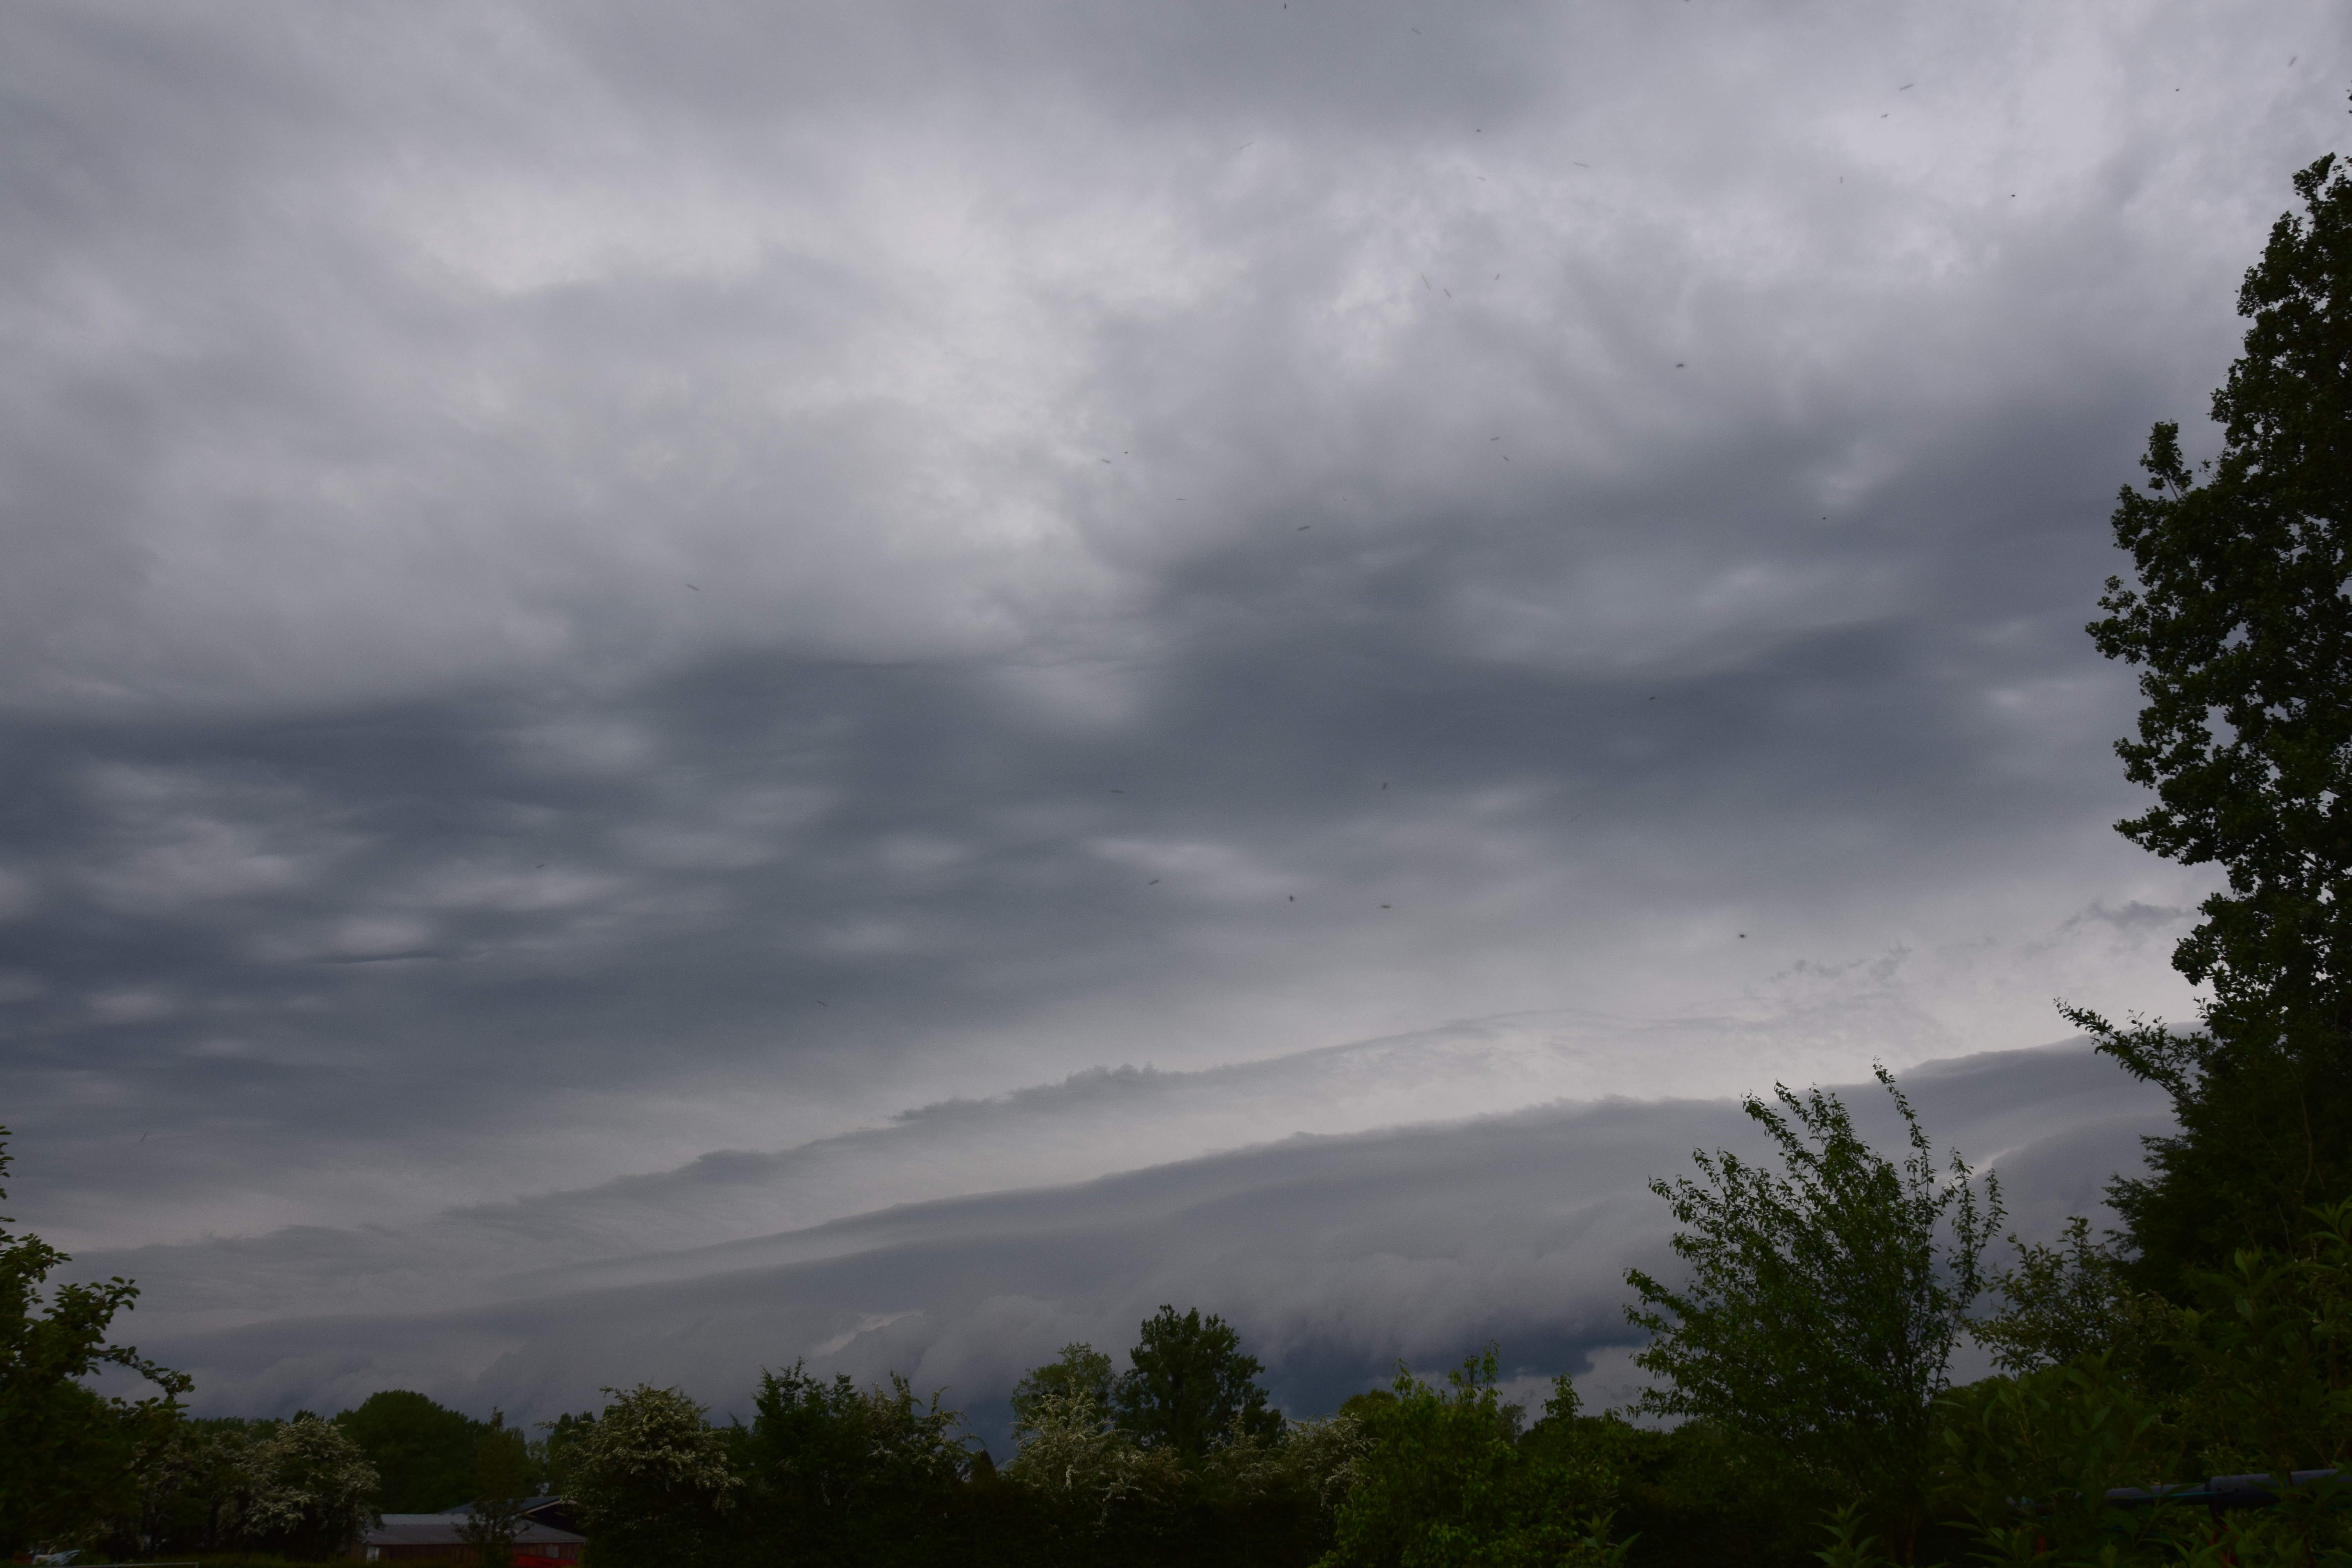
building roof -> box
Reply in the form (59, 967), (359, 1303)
(363, 1516), (585, 1548)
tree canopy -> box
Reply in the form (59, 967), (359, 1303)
(2079, 137), (2352, 1283)
(334, 1389), (488, 1512)
(0, 1125), (189, 1557)
(1624, 1068), (1999, 1558)
(1112, 1305), (1283, 1458)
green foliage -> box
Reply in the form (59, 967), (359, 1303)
(1318, 1347), (1626, 1568)
(1625, 1067), (2000, 1555)
(1004, 1387), (1185, 1532)
(236, 1413), (381, 1560)
(1937, 1356), (2191, 1566)
(0, 1124), (190, 1555)
(2168, 1198), (2352, 1476)
(566, 1385), (736, 1568)
(460, 1412), (534, 1568)
(1812, 1503), (1898, 1568)
(1014, 1343), (1118, 1439)
(1974, 1218), (2181, 1379)
(1114, 1305), (1284, 1458)
(2076, 129), (2352, 1288)
(333, 1389), (487, 1512)
(743, 1361), (973, 1565)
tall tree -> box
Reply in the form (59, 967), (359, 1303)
(461, 1413), (534, 1568)
(1113, 1306), (1283, 1459)
(564, 1385), (737, 1568)
(1010, 1343), (1116, 1439)
(1624, 1068), (1999, 1562)
(237, 1413), (382, 1560)
(334, 1390), (486, 1512)
(0, 1126), (189, 1557)
(742, 1361), (971, 1566)
(2075, 129), (2352, 1283)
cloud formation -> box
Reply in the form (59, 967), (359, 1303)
(1, 1), (2339, 1414)
(121, 1043), (2167, 1441)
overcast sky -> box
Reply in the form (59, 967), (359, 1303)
(6, 0), (2347, 1421)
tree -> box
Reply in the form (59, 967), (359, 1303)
(0, 1125), (190, 1556)
(1318, 1350), (1622, 1568)
(1623, 1067), (1999, 1561)
(335, 1389), (487, 1512)
(1112, 1306), (1282, 1458)
(1971, 1216), (2179, 1379)
(1010, 1343), (1116, 1439)
(564, 1385), (736, 1568)
(2077, 128), (2352, 1285)
(238, 1412), (381, 1559)
(460, 1412), (534, 1568)
(741, 1361), (972, 1566)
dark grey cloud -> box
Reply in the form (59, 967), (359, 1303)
(0, 0), (2337, 1404)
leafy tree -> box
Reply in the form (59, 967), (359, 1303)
(1624, 1067), (1999, 1560)
(1972, 1216), (2180, 1379)
(742, 1361), (973, 1565)
(335, 1389), (487, 1512)
(1012, 1343), (1117, 1439)
(1004, 1387), (1185, 1543)
(2168, 1196), (2352, 1477)
(0, 1125), (189, 1556)
(461, 1412), (534, 1568)
(2076, 128), (2352, 1286)
(238, 1412), (382, 1559)
(1318, 1350), (1623, 1568)
(1113, 1306), (1282, 1458)
(565, 1385), (737, 1568)
(115, 1417), (264, 1556)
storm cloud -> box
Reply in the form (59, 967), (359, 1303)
(1, 1), (2339, 1418)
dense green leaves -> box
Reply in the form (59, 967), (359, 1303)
(566, 1385), (737, 1568)
(1624, 1068), (2000, 1556)
(1014, 1343), (1118, 1439)
(1318, 1350), (1624, 1568)
(460, 1413), (535, 1568)
(237, 1413), (382, 1559)
(0, 1125), (189, 1556)
(2080, 133), (2352, 1284)
(334, 1388), (490, 1512)
(1114, 1305), (1285, 1457)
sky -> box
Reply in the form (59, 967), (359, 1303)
(4, 0), (2347, 1426)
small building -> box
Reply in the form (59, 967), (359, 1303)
(357, 1503), (585, 1564)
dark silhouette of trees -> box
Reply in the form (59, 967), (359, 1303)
(2076, 123), (2352, 1286)
(1112, 1305), (1282, 1458)
(0, 1125), (188, 1557)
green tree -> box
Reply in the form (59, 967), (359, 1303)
(0, 1125), (190, 1556)
(116, 1417), (263, 1556)
(1318, 1350), (1623, 1568)
(238, 1412), (381, 1559)
(1113, 1306), (1282, 1459)
(1011, 1343), (1116, 1440)
(741, 1361), (972, 1565)
(1624, 1067), (2000, 1561)
(2076, 126), (2352, 1287)
(461, 1412), (534, 1568)
(565, 1385), (737, 1568)
(335, 1389), (487, 1512)
(1972, 1216), (2180, 1379)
